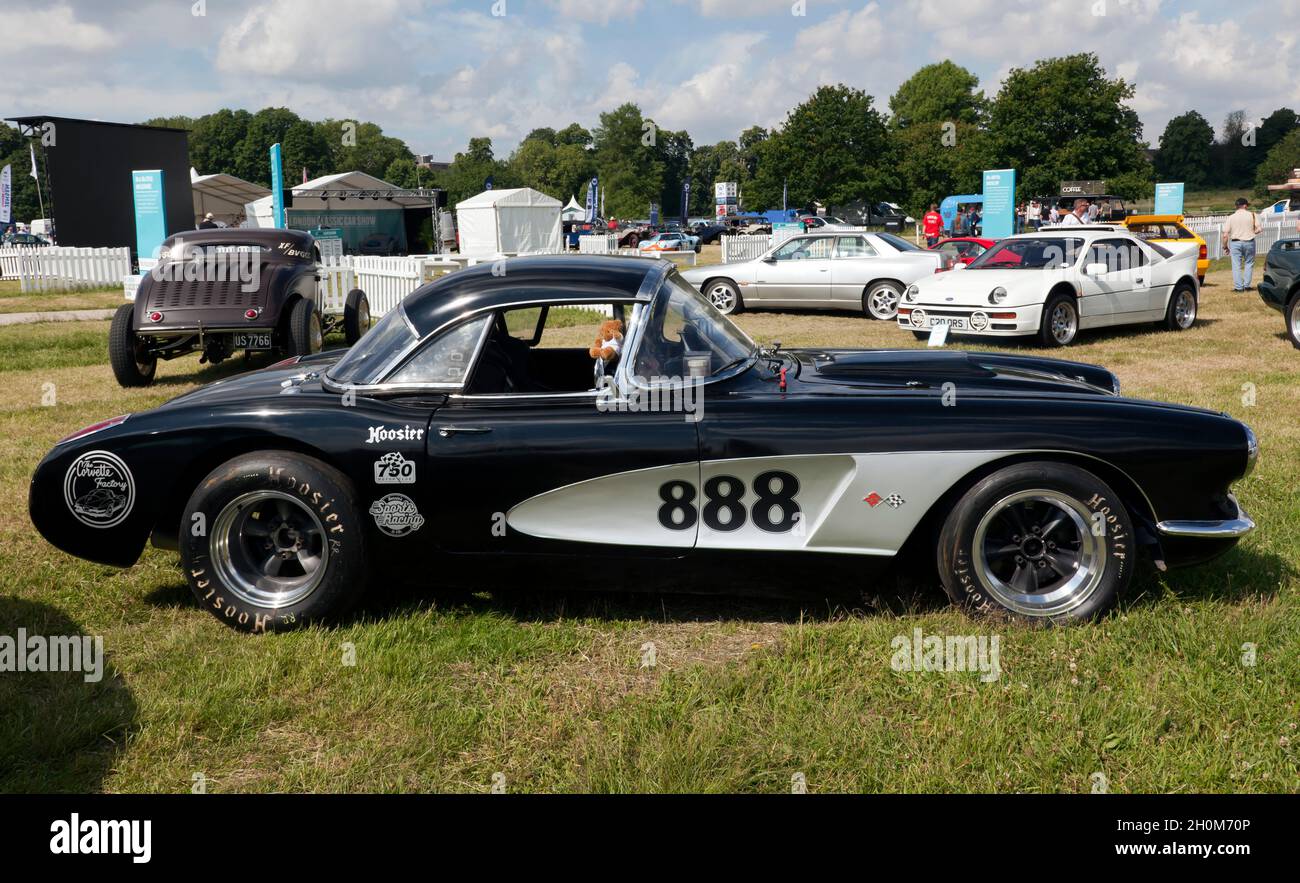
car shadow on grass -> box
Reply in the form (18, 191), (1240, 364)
(363, 553), (950, 626)
(0, 596), (137, 793)
(1120, 544), (1291, 611)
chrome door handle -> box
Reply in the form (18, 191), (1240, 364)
(438, 426), (492, 437)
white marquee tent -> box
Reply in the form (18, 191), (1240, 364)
(561, 196), (586, 222)
(456, 187), (562, 255)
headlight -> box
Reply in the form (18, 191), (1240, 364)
(905, 284), (919, 302)
(1243, 424), (1258, 477)
(989, 287), (1008, 304)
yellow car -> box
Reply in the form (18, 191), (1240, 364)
(1124, 214), (1209, 284)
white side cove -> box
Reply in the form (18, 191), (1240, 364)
(506, 452), (1018, 555)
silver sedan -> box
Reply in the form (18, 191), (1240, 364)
(680, 231), (948, 319)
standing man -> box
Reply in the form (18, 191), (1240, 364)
(1221, 198), (1261, 291)
(198, 212), (218, 230)
(1059, 199), (1089, 225)
(922, 203), (942, 247)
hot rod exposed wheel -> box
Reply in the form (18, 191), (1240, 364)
(1164, 283), (1197, 331)
(108, 303), (157, 387)
(1038, 292), (1078, 347)
(937, 461), (1134, 624)
(863, 281), (903, 321)
(704, 279), (742, 315)
(180, 452), (366, 632)
(287, 298), (323, 356)
(1286, 295), (1300, 350)
(344, 288), (371, 345)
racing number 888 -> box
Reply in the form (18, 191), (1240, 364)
(658, 471), (801, 533)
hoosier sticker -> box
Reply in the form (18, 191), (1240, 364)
(369, 493), (424, 537)
(64, 451), (135, 528)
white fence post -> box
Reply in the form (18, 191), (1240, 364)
(0, 245), (131, 291)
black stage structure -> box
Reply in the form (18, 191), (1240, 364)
(6, 116), (192, 253)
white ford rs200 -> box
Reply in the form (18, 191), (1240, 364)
(898, 228), (1201, 347)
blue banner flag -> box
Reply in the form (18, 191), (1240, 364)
(131, 169), (168, 259)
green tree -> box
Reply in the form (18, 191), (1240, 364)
(1211, 110), (1255, 188)
(592, 103), (663, 218)
(433, 137), (513, 205)
(233, 108), (332, 187)
(892, 122), (994, 217)
(555, 123), (593, 147)
(314, 119), (412, 181)
(1258, 107), (1298, 156)
(0, 123), (42, 224)
(506, 137), (596, 202)
(1155, 111), (1214, 188)
(987, 53), (1151, 200)
(889, 61), (986, 129)
(747, 85), (895, 210)
(1253, 128), (1300, 200)
(187, 109), (251, 176)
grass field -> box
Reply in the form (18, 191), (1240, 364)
(0, 279), (124, 315)
(1, 263), (1296, 794)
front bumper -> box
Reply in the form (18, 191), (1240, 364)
(1156, 494), (1255, 539)
(898, 302), (1044, 336)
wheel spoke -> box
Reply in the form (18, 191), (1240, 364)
(1044, 552), (1077, 578)
(243, 518), (271, 537)
(296, 548), (321, 573)
(1039, 514), (1067, 538)
(986, 542), (1020, 559)
(261, 552), (284, 577)
(1010, 562), (1038, 593)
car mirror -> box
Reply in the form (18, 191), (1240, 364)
(762, 255), (777, 263)
(1084, 262), (1109, 276)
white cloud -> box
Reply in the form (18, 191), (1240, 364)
(544, 0), (644, 24)
(3, 4), (117, 51)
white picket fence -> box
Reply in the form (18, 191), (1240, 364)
(0, 246), (132, 292)
(722, 235), (773, 263)
(578, 234), (618, 254)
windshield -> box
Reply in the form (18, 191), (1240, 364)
(967, 237), (1084, 270)
(633, 273), (755, 381)
(326, 305), (419, 384)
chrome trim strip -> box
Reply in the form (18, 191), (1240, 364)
(1157, 495), (1255, 539)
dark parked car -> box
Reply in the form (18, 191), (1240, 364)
(357, 234), (399, 256)
(1258, 237), (1300, 349)
(35, 255), (1256, 633)
(3, 232), (51, 246)
(692, 224), (727, 245)
(109, 229), (370, 387)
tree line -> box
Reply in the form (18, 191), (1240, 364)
(5, 52), (1297, 228)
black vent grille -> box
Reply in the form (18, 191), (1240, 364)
(147, 278), (264, 311)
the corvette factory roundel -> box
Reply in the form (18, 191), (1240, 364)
(63, 450), (135, 529)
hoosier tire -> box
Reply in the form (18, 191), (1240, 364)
(937, 461), (1134, 624)
(344, 288), (371, 344)
(108, 303), (157, 387)
(180, 452), (366, 632)
(286, 298), (323, 356)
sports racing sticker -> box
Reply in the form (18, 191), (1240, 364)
(64, 451), (135, 529)
(369, 493), (424, 537)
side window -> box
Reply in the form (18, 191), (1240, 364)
(389, 315), (490, 385)
(504, 306), (545, 342)
(835, 236), (876, 258)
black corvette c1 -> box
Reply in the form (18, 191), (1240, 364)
(110, 229), (372, 387)
(32, 255), (1257, 632)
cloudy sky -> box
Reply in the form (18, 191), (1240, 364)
(3, 0), (1297, 160)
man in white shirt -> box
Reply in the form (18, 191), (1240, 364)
(1059, 199), (1089, 225)
(1220, 198), (1262, 291)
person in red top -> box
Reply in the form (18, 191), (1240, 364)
(922, 203), (943, 247)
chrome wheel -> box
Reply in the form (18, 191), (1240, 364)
(1049, 301), (1077, 344)
(358, 299), (371, 333)
(1288, 299), (1300, 344)
(1173, 289), (1196, 328)
(210, 490), (329, 608)
(707, 282), (738, 314)
(867, 283), (902, 320)
(971, 489), (1106, 617)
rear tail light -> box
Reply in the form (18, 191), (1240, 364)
(1199, 243), (1207, 261)
(148, 311), (163, 322)
(57, 415), (129, 445)
(245, 308), (259, 320)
